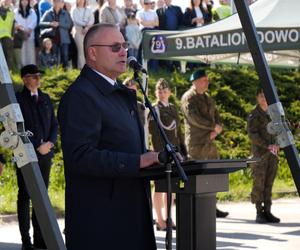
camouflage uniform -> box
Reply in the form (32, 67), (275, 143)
(148, 101), (185, 153)
(137, 101), (146, 125)
(181, 86), (221, 160)
(247, 105), (279, 209)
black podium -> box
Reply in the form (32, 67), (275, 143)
(141, 159), (250, 250)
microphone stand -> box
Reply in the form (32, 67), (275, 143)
(133, 71), (188, 250)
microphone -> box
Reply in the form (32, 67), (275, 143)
(127, 56), (147, 74)
(158, 150), (173, 164)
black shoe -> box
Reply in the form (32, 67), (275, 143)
(216, 208), (229, 218)
(33, 242), (47, 249)
(21, 244), (34, 250)
(256, 212), (267, 223)
(264, 211), (280, 223)
(164, 220), (176, 230)
(156, 222), (167, 231)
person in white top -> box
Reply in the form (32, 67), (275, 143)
(100, 0), (127, 34)
(14, 0), (37, 66)
(71, 0), (94, 69)
(136, 0), (158, 30)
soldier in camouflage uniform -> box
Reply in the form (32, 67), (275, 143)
(247, 88), (280, 223)
(148, 78), (187, 231)
(181, 69), (228, 218)
(123, 77), (146, 125)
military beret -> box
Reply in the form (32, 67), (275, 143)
(189, 69), (207, 82)
(155, 78), (169, 90)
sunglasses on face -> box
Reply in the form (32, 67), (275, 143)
(90, 42), (129, 53)
(25, 73), (42, 80)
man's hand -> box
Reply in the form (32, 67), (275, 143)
(215, 124), (223, 134)
(37, 141), (54, 155)
(210, 131), (218, 140)
(140, 152), (159, 169)
(192, 17), (204, 25)
(268, 144), (279, 156)
(51, 21), (59, 28)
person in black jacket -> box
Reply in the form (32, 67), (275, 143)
(58, 23), (159, 250)
(183, 0), (213, 28)
(156, 0), (183, 71)
(15, 64), (58, 250)
(156, 0), (183, 30)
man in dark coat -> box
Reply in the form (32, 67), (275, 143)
(156, 0), (183, 71)
(156, 0), (183, 30)
(58, 23), (159, 250)
(16, 64), (58, 250)
(247, 88), (280, 223)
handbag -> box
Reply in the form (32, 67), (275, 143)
(13, 29), (26, 49)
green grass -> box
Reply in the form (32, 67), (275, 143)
(0, 163), (65, 216)
(0, 163), (297, 214)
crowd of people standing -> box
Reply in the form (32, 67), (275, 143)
(0, 0), (258, 72)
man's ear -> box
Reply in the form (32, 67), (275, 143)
(87, 47), (97, 62)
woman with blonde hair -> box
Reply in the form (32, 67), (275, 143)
(71, 0), (94, 69)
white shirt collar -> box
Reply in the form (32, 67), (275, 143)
(92, 69), (116, 86)
(31, 91), (38, 96)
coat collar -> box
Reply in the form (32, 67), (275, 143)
(80, 65), (121, 96)
(21, 85), (42, 97)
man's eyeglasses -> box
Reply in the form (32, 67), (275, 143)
(90, 42), (129, 53)
(25, 73), (42, 80)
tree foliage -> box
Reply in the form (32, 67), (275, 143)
(1, 66), (299, 209)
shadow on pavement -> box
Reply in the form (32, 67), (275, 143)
(219, 218), (300, 228)
(217, 240), (257, 249)
(0, 242), (21, 250)
(217, 232), (286, 242)
(284, 229), (300, 236)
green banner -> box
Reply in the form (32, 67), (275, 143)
(143, 28), (300, 60)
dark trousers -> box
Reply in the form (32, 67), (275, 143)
(16, 154), (52, 246)
(1, 37), (14, 70)
(53, 43), (69, 68)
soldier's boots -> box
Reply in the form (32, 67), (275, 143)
(256, 210), (267, 223)
(255, 203), (280, 223)
(216, 208), (229, 218)
(264, 211), (280, 223)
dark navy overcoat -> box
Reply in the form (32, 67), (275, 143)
(58, 65), (156, 250)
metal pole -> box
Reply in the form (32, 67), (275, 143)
(0, 43), (66, 250)
(233, 0), (300, 195)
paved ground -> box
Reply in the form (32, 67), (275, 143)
(0, 198), (299, 250)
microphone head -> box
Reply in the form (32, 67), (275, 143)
(127, 56), (137, 67)
(127, 56), (147, 74)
